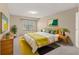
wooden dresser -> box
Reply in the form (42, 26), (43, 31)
(0, 32), (14, 55)
(0, 39), (13, 55)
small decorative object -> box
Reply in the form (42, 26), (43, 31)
(51, 30), (57, 34)
(41, 29), (45, 32)
(62, 28), (70, 36)
(10, 25), (17, 38)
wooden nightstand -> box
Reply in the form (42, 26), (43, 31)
(59, 34), (70, 45)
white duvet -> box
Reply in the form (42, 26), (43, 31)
(36, 32), (59, 43)
(24, 32), (59, 53)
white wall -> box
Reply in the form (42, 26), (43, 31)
(0, 4), (10, 39)
(75, 8), (79, 47)
(75, 12), (79, 48)
(38, 8), (78, 45)
(10, 15), (39, 36)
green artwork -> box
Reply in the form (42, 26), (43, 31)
(52, 19), (58, 26)
(48, 19), (58, 26)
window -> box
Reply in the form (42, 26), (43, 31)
(23, 19), (37, 32)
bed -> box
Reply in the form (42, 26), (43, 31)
(13, 31), (69, 55)
(21, 32), (60, 53)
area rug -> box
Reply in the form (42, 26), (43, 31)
(37, 43), (60, 55)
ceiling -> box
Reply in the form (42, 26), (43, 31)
(8, 3), (78, 18)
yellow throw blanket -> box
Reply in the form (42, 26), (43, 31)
(27, 32), (49, 48)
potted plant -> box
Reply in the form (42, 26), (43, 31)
(10, 25), (17, 38)
(6, 33), (10, 39)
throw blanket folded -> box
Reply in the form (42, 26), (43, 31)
(27, 32), (49, 48)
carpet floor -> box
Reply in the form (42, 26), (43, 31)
(46, 45), (79, 55)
